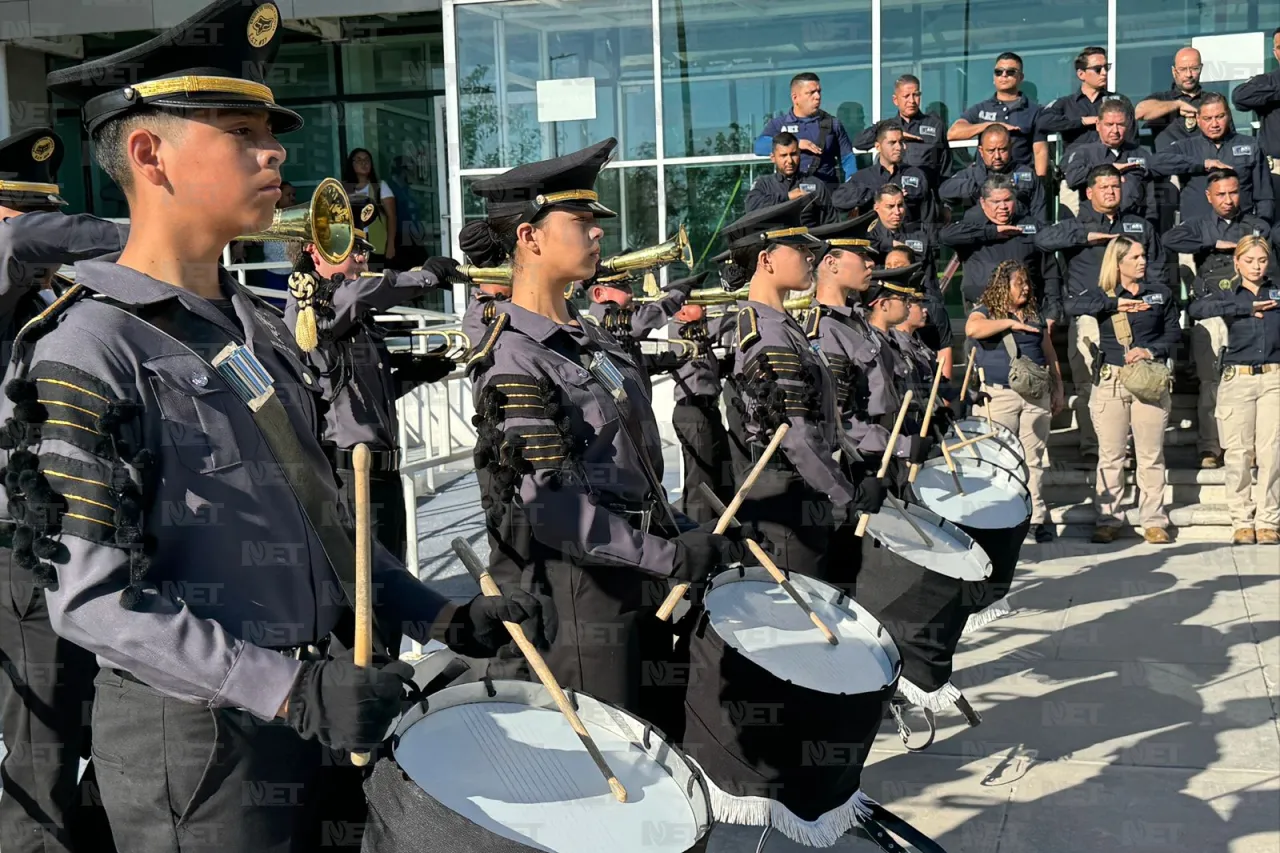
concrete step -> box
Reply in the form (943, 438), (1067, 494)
(1053, 523), (1235, 542)
(1041, 467), (1232, 486)
(1047, 425), (1200, 448)
(1048, 501), (1234, 528)
(1043, 484), (1229, 505)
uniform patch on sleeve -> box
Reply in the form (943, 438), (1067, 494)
(38, 453), (117, 544)
(30, 362), (124, 457)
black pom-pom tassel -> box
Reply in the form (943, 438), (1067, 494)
(4, 379), (38, 404)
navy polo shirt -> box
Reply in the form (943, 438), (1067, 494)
(1091, 281), (1182, 366)
(969, 305), (1048, 386)
(961, 93), (1048, 168)
(1191, 278), (1280, 366)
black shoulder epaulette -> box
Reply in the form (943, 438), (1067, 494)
(482, 300), (497, 325)
(466, 311), (508, 375)
(11, 283), (89, 357)
(736, 305), (760, 351)
(802, 307), (821, 340)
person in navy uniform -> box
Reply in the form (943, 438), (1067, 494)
(1163, 93), (1275, 224)
(753, 72), (857, 187)
(6, 4), (551, 849)
(853, 74), (952, 185)
(948, 52), (1049, 176)
(1135, 47), (1207, 153)
(835, 122), (936, 227)
(465, 137), (747, 725)
(283, 204), (459, 561)
(1232, 28), (1280, 207)
(0, 128), (125, 853)
(1036, 164), (1170, 461)
(1165, 169), (1275, 469)
(1039, 46), (1137, 150)
(940, 173), (1064, 323)
(724, 197), (884, 579)
(939, 124), (1046, 223)
(1061, 98), (1179, 219)
(745, 132), (838, 225)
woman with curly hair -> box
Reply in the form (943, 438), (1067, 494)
(965, 260), (1064, 543)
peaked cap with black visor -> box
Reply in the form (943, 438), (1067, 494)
(472, 138), (618, 224)
(0, 127), (68, 210)
(721, 195), (824, 253)
(45, 0), (303, 135)
(809, 210), (879, 261)
(864, 262), (926, 304)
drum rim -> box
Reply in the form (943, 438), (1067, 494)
(703, 566), (903, 691)
(391, 679), (712, 843)
(914, 456), (1033, 524)
(945, 423), (1030, 482)
(865, 501), (994, 581)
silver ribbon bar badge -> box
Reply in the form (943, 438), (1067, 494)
(212, 343), (276, 411)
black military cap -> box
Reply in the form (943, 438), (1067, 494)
(709, 249), (731, 264)
(865, 262), (926, 303)
(810, 211), (878, 257)
(722, 196), (822, 251)
(473, 138), (618, 224)
(46, 0), (302, 135)
(0, 128), (66, 209)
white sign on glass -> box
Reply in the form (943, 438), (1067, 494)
(1192, 32), (1265, 83)
(536, 78), (598, 123)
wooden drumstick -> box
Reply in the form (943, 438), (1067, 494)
(944, 430), (1000, 454)
(696, 484), (838, 646)
(351, 444), (374, 768)
(907, 358), (946, 484)
(934, 423), (966, 497)
(451, 538), (628, 804)
(854, 390), (913, 538)
(958, 350), (976, 401)
(657, 423), (790, 622)
(977, 367), (994, 431)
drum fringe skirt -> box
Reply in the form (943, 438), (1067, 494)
(897, 678), (964, 712)
(697, 768), (882, 849)
(964, 595), (1016, 633)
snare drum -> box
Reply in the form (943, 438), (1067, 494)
(853, 504), (992, 711)
(679, 566), (900, 847)
(912, 457), (1030, 628)
(363, 680), (711, 853)
(946, 417), (1028, 484)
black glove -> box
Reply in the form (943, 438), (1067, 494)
(286, 659), (415, 752)
(968, 389), (991, 414)
(450, 590), (557, 657)
(931, 403), (957, 433)
(908, 434), (936, 466)
(671, 529), (747, 584)
(417, 256), (461, 287)
(852, 474), (886, 517)
(666, 280), (695, 299)
(392, 353), (456, 385)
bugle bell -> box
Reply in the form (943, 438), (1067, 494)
(410, 328), (471, 360)
(455, 264), (513, 285)
(638, 284), (748, 305)
(236, 177), (355, 265)
(600, 223), (694, 278)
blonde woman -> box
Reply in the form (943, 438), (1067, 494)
(965, 260), (1064, 543)
(1189, 236), (1280, 545)
(1068, 236), (1181, 543)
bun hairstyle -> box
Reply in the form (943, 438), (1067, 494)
(459, 213), (525, 266)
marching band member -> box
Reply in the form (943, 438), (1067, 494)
(458, 219), (514, 343)
(5, 2), (550, 846)
(725, 198), (881, 577)
(1189, 235), (1280, 545)
(285, 203), (458, 559)
(465, 137), (747, 724)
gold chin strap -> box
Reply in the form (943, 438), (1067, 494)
(288, 272), (320, 352)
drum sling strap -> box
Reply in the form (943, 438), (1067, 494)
(95, 300), (369, 617)
(856, 797), (949, 853)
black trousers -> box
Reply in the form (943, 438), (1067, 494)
(672, 399), (734, 525)
(733, 466), (833, 579)
(0, 543), (114, 853)
(335, 466), (408, 563)
(90, 669), (367, 853)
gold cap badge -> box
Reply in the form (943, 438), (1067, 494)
(361, 203), (376, 222)
(247, 4), (279, 48)
(31, 137), (54, 163)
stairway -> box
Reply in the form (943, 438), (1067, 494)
(953, 323), (1246, 541)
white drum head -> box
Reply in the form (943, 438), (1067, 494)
(913, 457), (1032, 530)
(394, 681), (706, 853)
(703, 568), (900, 695)
(947, 418), (1028, 481)
(865, 502), (992, 582)
(952, 417), (1023, 456)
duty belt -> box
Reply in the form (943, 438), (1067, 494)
(1097, 363), (1118, 382)
(1223, 363), (1280, 378)
(329, 446), (401, 472)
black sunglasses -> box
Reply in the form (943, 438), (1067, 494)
(993, 68), (1020, 77)
(1084, 63), (1112, 73)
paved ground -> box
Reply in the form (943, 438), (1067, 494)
(3, 447), (1277, 852)
(416, 457), (1279, 853)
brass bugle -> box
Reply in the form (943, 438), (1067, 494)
(600, 223), (694, 275)
(236, 177), (354, 265)
(455, 264), (512, 285)
(636, 284), (748, 305)
(704, 293), (811, 316)
(410, 329), (471, 360)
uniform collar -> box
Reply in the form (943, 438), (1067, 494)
(988, 91), (1028, 109)
(498, 299), (585, 344)
(786, 108), (821, 123)
(1120, 279), (1162, 298)
(820, 301), (854, 319)
(1075, 85), (1113, 103)
(746, 298), (802, 329)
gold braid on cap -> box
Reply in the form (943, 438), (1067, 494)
(288, 272), (319, 352)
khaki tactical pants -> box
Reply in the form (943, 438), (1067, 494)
(1216, 369), (1280, 530)
(1190, 317), (1228, 456)
(1058, 178), (1081, 218)
(977, 384), (1051, 524)
(1067, 315), (1101, 454)
(1090, 372), (1171, 529)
